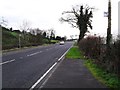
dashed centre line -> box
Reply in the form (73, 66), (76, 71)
(2, 47), (54, 65)
(0, 59), (15, 65)
(27, 51), (42, 57)
(2, 51), (44, 65)
(20, 57), (23, 59)
(39, 51), (42, 53)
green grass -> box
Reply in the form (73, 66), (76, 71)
(11, 32), (18, 37)
(84, 60), (120, 89)
(66, 45), (120, 89)
(50, 40), (59, 43)
(65, 46), (84, 59)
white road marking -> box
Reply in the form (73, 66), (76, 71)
(39, 51), (42, 53)
(27, 52), (40, 57)
(29, 62), (57, 90)
(0, 59), (15, 65)
(2, 51), (43, 65)
(29, 45), (73, 90)
(20, 57), (23, 59)
(27, 55), (30, 57)
(57, 45), (73, 62)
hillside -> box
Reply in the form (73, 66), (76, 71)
(2, 26), (56, 50)
(2, 27), (20, 49)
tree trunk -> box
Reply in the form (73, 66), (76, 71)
(77, 32), (84, 43)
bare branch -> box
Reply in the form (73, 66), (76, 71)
(72, 8), (79, 17)
(68, 22), (78, 28)
(62, 11), (74, 15)
(60, 4), (94, 42)
(0, 17), (8, 27)
(19, 20), (31, 32)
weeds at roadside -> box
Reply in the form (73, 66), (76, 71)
(66, 45), (120, 89)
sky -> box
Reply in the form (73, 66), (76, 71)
(0, 0), (119, 39)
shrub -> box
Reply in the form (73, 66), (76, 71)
(78, 35), (104, 59)
(78, 35), (120, 77)
(110, 39), (120, 76)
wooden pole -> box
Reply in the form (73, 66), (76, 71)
(106, 0), (111, 54)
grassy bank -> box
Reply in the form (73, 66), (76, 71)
(65, 46), (84, 59)
(2, 26), (59, 50)
(84, 60), (120, 89)
(65, 46), (120, 89)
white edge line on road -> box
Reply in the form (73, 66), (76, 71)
(29, 45), (73, 90)
(57, 45), (73, 62)
(29, 62), (57, 90)
(0, 59), (15, 65)
(39, 45), (73, 88)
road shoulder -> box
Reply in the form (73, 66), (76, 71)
(41, 58), (108, 88)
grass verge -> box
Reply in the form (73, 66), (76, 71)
(50, 40), (59, 43)
(84, 60), (120, 89)
(65, 46), (84, 59)
(66, 45), (120, 89)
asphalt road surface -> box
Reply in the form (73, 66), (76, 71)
(2, 41), (73, 88)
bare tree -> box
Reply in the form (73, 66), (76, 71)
(60, 5), (94, 43)
(50, 29), (55, 40)
(70, 35), (74, 40)
(46, 29), (55, 39)
(0, 17), (8, 27)
(19, 20), (31, 39)
(20, 20), (31, 32)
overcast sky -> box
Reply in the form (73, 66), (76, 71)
(0, 0), (119, 39)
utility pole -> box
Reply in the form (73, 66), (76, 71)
(106, 0), (111, 54)
(19, 34), (21, 48)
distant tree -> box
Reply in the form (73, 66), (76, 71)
(60, 5), (94, 43)
(64, 36), (67, 41)
(49, 29), (55, 40)
(19, 20), (31, 40)
(9, 27), (12, 31)
(20, 20), (31, 32)
(61, 37), (65, 41)
(56, 36), (62, 40)
(0, 17), (8, 27)
(35, 28), (42, 35)
(36, 33), (43, 45)
(13, 30), (21, 33)
(43, 32), (47, 38)
(70, 35), (74, 40)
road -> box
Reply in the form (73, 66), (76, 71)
(2, 41), (73, 88)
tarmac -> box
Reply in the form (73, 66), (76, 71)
(41, 58), (109, 89)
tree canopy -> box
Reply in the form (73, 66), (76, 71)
(60, 5), (94, 42)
